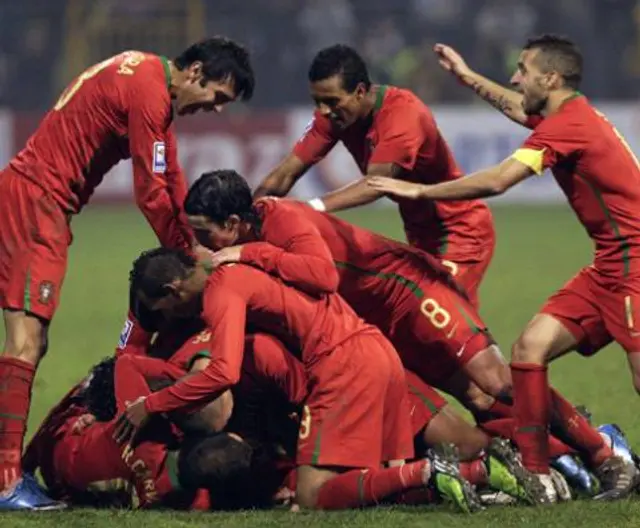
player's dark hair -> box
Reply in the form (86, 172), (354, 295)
(85, 357), (117, 422)
(184, 170), (261, 229)
(129, 248), (196, 301)
(174, 36), (255, 101)
(523, 34), (583, 89)
(309, 44), (371, 92)
(178, 433), (253, 508)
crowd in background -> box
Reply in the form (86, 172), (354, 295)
(0, 0), (638, 110)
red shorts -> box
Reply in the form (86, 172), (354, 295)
(0, 168), (71, 320)
(439, 237), (495, 311)
(390, 271), (494, 388)
(404, 369), (447, 437)
(541, 265), (640, 355)
(297, 330), (414, 468)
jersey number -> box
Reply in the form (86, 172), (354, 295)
(54, 52), (146, 111)
(595, 110), (640, 169)
(420, 298), (451, 329)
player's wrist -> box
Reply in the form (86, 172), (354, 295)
(307, 197), (326, 212)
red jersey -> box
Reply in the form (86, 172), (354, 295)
(248, 198), (455, 325)
(514, 94), (640, 278)
(145, 264), (372, 414)
(293, 84), (493, 260)
(9, 51), (192, 250)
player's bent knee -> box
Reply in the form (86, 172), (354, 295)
(511, 330), (549, 365)
(2, 309), (48, 364)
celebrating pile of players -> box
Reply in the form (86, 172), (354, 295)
(0, 32), (639, 513)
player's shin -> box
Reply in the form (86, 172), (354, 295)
(510, 362), (551, 474)
(0, 357), (35, 491)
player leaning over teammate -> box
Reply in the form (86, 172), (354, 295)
(368, 35), (640, 501)
(254, 45), (494, 308)
(0, 37), (255, 510)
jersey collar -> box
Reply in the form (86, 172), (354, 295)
(160, 56), (172, 91)
(373, 84), (387, 114)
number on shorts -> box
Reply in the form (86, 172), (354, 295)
(420, 298), (451, 329)
(594, 109), (640, 169)
(298, 405), (312, 440)
(191, 330), (212, 345)
(441, 260), (459, 276)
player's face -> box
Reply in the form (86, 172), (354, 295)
(310, 75), (368, 128)
(175, 62), (238, 116)
(510, 49), (549, 115)
(188, 214), (240, 250)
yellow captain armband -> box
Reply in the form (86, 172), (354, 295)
(511, 148), (546, 175)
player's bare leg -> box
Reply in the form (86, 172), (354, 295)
(0, 309), (63, 509)
(511, 313), (637, 501)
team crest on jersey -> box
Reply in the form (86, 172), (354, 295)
(118, 319), (134, 349)
(38, 281), (54, 305)
(152, 141), (166, 173)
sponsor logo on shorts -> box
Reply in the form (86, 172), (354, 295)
(152, 141), (166, 173)
(38, 281), (54, 305)
(118, 319), (134, 349)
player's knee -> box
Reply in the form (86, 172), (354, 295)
(296, 466), (335, 510)
(511, 330), (549, 364)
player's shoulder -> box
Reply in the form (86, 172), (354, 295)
(376, 85), (431, 127)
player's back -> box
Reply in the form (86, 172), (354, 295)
(528, 96), (640, 277)
(9, 51), (171, 213)
(205, 263), (375, 364)
(260, 199), (454, 312)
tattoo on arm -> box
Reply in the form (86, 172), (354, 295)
(470, 81), (514, 114)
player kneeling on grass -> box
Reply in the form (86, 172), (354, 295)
(367, 34), (640, 501)
(179, 168), (597, 503)
(117, 248), (483, 512)
(22, 357), (253, 510)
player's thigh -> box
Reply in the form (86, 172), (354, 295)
(515, 268), (610, 364)
(0, 174), (70, 327)
(460, 341), (512, 398)
(297, 334), (391, 469)
(405, 368), (448, 440)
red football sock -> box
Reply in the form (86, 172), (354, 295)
(315, 460), (428, 509)
(511, 362), (550, 474)
(548, 436), (576, 458)
(548, 388), (612, 467)
(480, 417), (514, 439)
(0, 357), (35, 491)
(459, 459), (488, 486)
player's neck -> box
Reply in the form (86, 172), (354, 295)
(167, 61), (179, 96)
(543, 89), (581, 116)
(359, 87), (378, 121)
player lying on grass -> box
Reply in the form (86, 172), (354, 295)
(179, 169), (612, 500)
(367, 34), (640, 501)
(116, 278), (546, 508)
(116, 248), (485, 512)
(22, 357), (254, 510)
(0, 37), (255, 510)
(254, 44), (494, 309)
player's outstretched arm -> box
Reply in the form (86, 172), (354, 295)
(435, 44), (527, 126)
(368, 158), (535, 201)
(254, 154), (309, 199)
(310, 163), (400, 213)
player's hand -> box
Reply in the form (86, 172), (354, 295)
(71, 413), (96, 434)
(210, 245), (243, 268)
(433, 44), (472, 79)
(367, 177), (427, 200)
(193, 243), (215, 263)
(113, 397), (149, 444)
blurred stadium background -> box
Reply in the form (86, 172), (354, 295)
(2, 0), (640, 448)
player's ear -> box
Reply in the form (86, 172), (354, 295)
(188, 61), (204, 83)
(355, 82), (367, 99)
(225, 215), (241, 231)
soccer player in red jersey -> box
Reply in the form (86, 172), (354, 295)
(368, 35), (640, 500)
(118, 248), (482, 512)
(23, 358), (249, 510)
(0, 38), (255, 508)
(254, 45), (495, 308)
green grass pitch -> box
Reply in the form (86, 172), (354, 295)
(3, 204), (640, 527)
